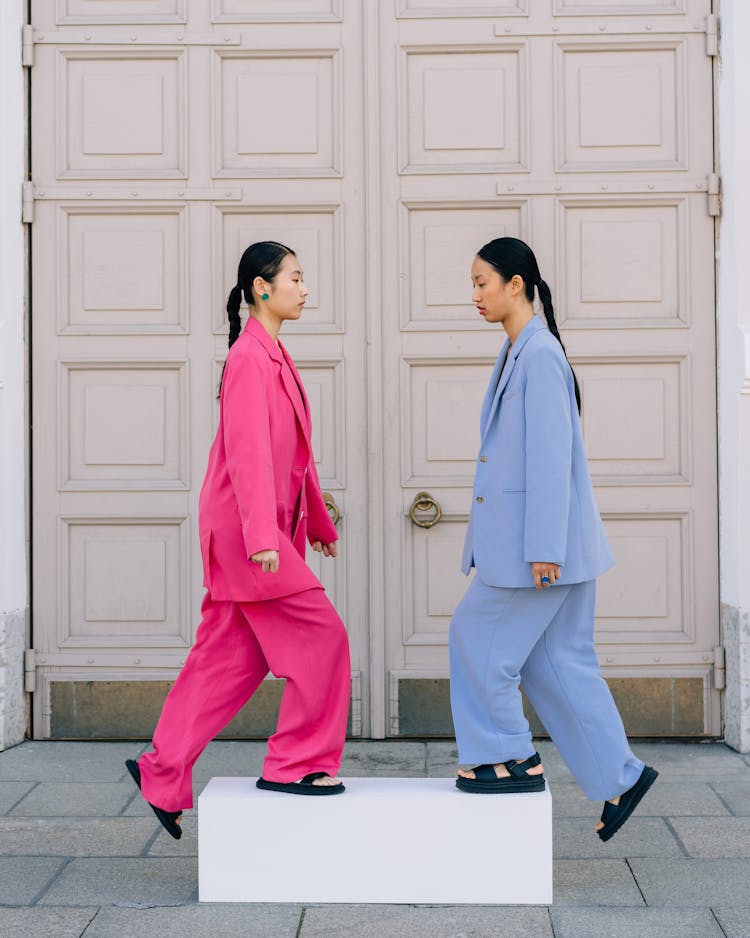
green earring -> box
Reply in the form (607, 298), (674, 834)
(261, 293), (269, 301)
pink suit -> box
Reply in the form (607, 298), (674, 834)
(138, 317), (351, 810)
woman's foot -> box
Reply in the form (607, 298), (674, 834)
(124, 759), (183, 840)
(455, 753), (546, 793)
(256, 772), (346, 796)
(458, 760), (544, 781)
(596, 765), (659, 841)
(303, 773), (342, 787)
(596, 798), (619, 833)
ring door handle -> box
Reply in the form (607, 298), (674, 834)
(409, 491), (442, 529)
(322, 492), (341, 527)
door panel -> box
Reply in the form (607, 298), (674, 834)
(30, 0), (367, 737)
(379, 1), (719, 736)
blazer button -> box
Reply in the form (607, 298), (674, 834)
(479, 455), (488, 463)
(476, 496), (484, 503)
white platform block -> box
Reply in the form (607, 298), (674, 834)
(199, 777), (552, 904)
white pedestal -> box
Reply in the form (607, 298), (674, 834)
(198, 777), (552, 904)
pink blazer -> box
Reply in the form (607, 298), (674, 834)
(198, 317), (338, 602)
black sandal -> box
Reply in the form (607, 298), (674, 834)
(597, 765), (658, 842)
(256, 772), (345, 796)
(125, 759), (183, 840)
(456, 752), (546, 793)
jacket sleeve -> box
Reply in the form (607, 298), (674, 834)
(304, 451), (338, 545)
(523, 342), (573, 565)
(221, 350), (280, 558)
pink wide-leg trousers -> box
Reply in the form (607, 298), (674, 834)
(137, 586), (351, 811)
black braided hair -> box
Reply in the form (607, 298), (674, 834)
(477, 236), (581, 412)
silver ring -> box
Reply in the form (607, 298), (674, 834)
(541, 576), (550, 584)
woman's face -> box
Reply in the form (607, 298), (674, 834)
(470, 256), (516, 325)
(264, 253), (309, 321)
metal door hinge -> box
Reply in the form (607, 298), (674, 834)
(22, 181), (34, 224)
(24, 649), (36, 694)
(22, 24), (34, 68)
(706, 14), (719, 57)
(713, 645), (726, 690)
(707, 173), (721, 217)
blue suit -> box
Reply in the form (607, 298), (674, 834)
(462, 315), (613, 587)
(450, 316), (643, 801)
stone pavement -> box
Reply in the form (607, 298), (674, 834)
(0, 739), (748, 937)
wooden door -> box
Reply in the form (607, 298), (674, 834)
(377, 0), (720, 737)
(29, 0), (369, 737)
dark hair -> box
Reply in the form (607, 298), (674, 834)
(226, 240), (296, 349)
(477, 236), (581, 412)
(219, 240), (296, 394)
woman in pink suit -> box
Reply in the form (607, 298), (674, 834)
(126, 241), (351, 839)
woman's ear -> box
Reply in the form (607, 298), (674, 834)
(510, 274), (525, 295)
(252, 275), (267, 299)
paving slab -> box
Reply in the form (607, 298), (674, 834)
(191, 741), (268, 781)
(529, 742), (575, 783)
(0, 908), (99, 938)
(425, 741), (458, 778)
(148, 822), (198, 856)
(38, 857), (198, 906)
(710, 779), (750, 816)
(630, 742), (748, 778)
(121, 785), (202, 817)
(668, 818), (750, 858)
(0, 817), (157, 856)
(0, 781), (36, 814)
(593, 780), (729, 818)
(298, 905), (553, 937)
(9, 781), (134, 817)
(0, 857), (67, 905)
(84, 904), (302, 937)
(550, 907), (725, 938)
(0, 742), (147, 783)
(338, 742), (427, 777)
(552, 860), (644, 906)
(553, 817), (682, 859)
(629, 858), (750, 906)
(712, 908), (750, 937)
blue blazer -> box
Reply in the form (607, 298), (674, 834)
(461, 316), (614, 588)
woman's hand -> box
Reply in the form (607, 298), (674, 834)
(311, 541), (337, 558)
(531, 562), (560, 590)
(250, 549), (279, 573)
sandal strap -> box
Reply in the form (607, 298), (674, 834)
(470, 764), (499, 781)
(504, 752), (542, 779)
(300, 772), (329, 784)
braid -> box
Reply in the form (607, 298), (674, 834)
(218, 284), (243, 397)
(226, 284), (242, 350)
(537, 278), (581, 413)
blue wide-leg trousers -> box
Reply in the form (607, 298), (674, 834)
(449, 577), (643, 801)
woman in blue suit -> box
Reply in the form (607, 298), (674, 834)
(450, 237), (657, 841)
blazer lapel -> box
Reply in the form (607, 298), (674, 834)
(279, 342), (312, 440)
(481, 317), (546, 442)
(480, 339), (510, 437)
(244, 317), (311, 446)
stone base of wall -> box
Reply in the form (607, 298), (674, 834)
(0, 610), (27, 751)
(722, 602), (750, 753)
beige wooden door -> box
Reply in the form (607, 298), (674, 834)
(377, 0), (721, 736)
(29, 0), (370, 737)
(29, 0), (720, 739)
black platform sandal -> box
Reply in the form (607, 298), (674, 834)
(125, 759), (183, 840)
(456, 752), (546, 794)
(597, 765), (658, 842)
(256, 772), (345, 796)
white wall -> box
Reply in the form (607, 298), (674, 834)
(717, 0), (750, 751)
(0, 0), (28, 749)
